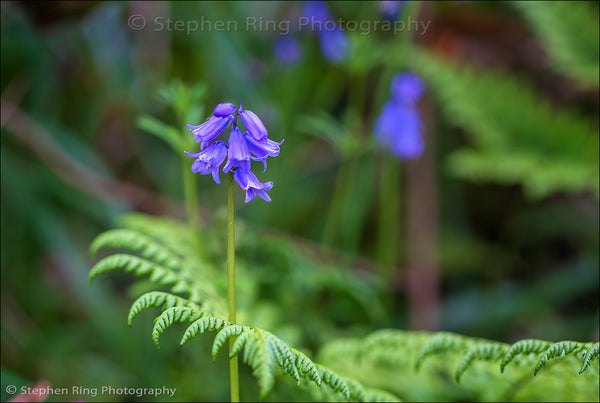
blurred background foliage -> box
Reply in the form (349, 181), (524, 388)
(1, 1), (598, 401)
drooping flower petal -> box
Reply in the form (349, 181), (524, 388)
(244, 133), (284, 172)
(213, 103), (237, 117)
(222, 127), (251, 172)
(184, 140), (228, 184)
(234, 167), (273, 203)
(186, 116), (230, 149)
(239, 108), (268, 141)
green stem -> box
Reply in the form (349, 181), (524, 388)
(227, 172), (239, 403)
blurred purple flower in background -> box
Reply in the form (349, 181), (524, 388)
(318, 28), (350, 63)
(273, 36), (302, 65)
(390, 71), (425, 104)
(302, 1), (349, 63)
(379, 1), (405, 21)
(373, 72), (426, 160)
(185, 102), (283, 202)
(302, 1), (331, 26)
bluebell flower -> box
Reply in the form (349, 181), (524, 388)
(373, 72), (425, 160)
(390, 72), (425, 104)
(213, 103), (237, 117)
(318, 28), (350, 63)
(186, 102), (283, 202)
(186, 116), (230, 149)
(274, 36), (302, 65)
(302, 1), (331, 26)
(379, 1), (405, 21)
(244, 133), (284, 172)
(234, 167), (274, 203)
(239, 106), (268, 141)
(184, 140), (228, 184)
(301, 1), (350, 63)
(223, 127), (251, 173)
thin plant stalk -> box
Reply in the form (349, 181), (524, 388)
(321, 69), (367, 252)
(227, 172), (240, 402)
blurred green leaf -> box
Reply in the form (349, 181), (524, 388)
(136, 114), (183, 151)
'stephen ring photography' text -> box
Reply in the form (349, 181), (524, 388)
(5, 385), (177, 399)
(127, 15), (432, 36)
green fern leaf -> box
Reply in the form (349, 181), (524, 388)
(408, 49), (599, 200)
(211, 325), (244, 361)
(415, 332), (476, 371)
(180, 316), (228, 347)
(89, 254), (178, 285)
(500, 339), (552, 373)
(117, 213), (199, 257)
(365, 388), (403, 403)
(229, 330), (252, 358)
(128, 291), (199, 326)
(151, 306), (203, 349)
(579, 342), (599, 374)
(455, 342), (509, 382)
(534, 341), (588, 375)
(90, 229), (182, 271)
(344, 377), (368, 401)
(244, 331), (276, 400)
(318, 364), (351, 400)
(291, 348), (322, 386)
(270, 336), (301, 383)
(512, 1), (599, 87)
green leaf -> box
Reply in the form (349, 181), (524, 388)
(136, 114), (183, 150)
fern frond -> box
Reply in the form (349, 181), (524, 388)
(533, 341), (589, 375)
(151, 306), (203, 349)
(127, 291), (199, 326)
(512, 1), (599, 87)
(230, 330), (252, 358)
(117, 213), (198, 257)
(455, 342), (509, 382)
(415, 332), (477, 371)
(318, 364), (351, 400)
(291, 348), (322, 386)
(180, 316), (228, 346)
(90, 229), (182, 271)
(244, 330), (276, 400)
(579, 343), (599, 374)
(211, 325), (245, 361)
(89, 254), (180, 285)
(318, 329), (598, 402)
(500, 339), (552, 373)
(408, 49), (599, 200)
(365, 388), (403, 403)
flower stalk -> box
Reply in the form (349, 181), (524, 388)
(227, 172), (239, 402)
